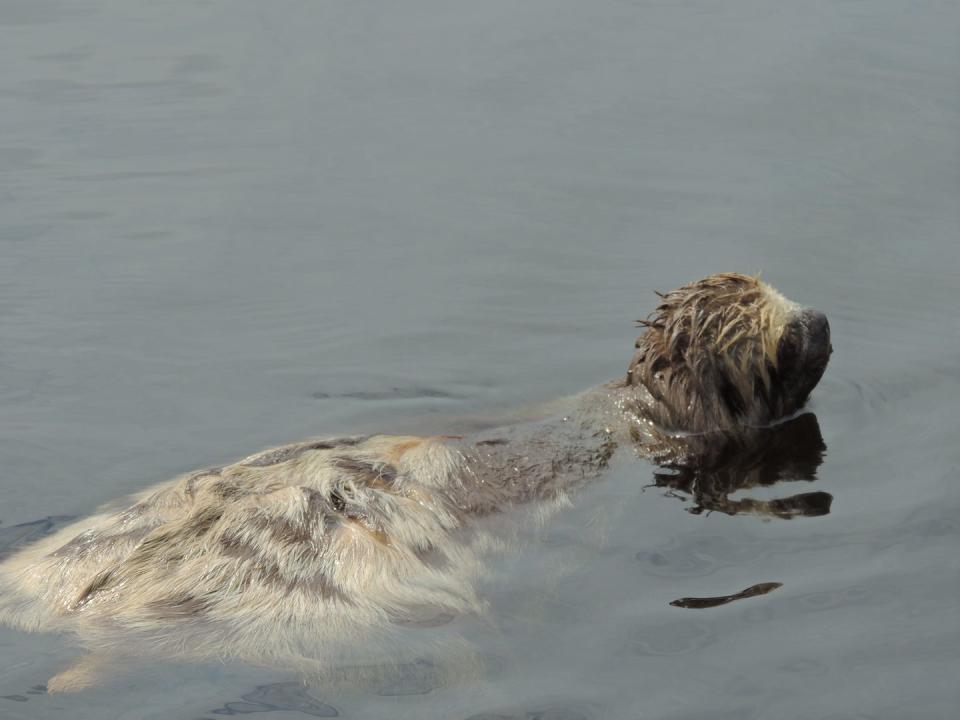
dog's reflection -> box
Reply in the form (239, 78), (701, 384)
(650, 412), (831, 518)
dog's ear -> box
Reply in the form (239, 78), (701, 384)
(717, 368), (746, 419)
(753, 361), (781, 414)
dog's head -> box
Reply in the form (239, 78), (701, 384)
(626, 273), (831, 432)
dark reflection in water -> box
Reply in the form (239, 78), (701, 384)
(670, 581), (783, 609)
(651, 412), (832, 519)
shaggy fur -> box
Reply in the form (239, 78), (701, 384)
(0, 272), (830, 691)
(626, 273), (830, 432)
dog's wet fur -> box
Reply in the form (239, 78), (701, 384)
(0, 273), (831, 692)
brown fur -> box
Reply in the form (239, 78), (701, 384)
(626, 273), (811, 431)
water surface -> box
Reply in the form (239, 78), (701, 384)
(1, 1), (958, 718)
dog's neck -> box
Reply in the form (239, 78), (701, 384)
(448, 383), (675, 513)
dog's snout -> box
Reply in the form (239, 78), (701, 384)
(802, 309), (832, 359)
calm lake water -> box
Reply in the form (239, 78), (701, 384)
(1, 1), (959, 718)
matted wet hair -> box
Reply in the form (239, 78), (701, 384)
(626, 273), (798, 432)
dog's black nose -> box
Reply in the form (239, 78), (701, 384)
(802, 308), (832, 362)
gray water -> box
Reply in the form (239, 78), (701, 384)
(1, 1), (959, 718)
